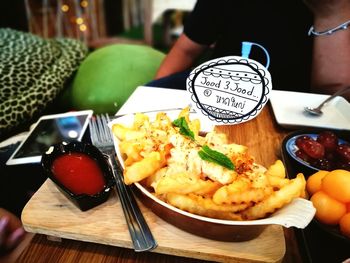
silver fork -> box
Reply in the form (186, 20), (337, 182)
(89, 114), (157, 252)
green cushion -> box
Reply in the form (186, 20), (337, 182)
(70, 44), (165, 114)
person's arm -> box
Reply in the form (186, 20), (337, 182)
(155, 33), (208, 79)
(304, 0), (350, 95)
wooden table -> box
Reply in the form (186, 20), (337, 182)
(17, 105), (304, 263)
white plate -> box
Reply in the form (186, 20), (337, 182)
(270, 90), (350, 130)
(116, 86), (190, 117)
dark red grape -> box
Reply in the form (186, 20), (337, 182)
(316, 131), (338, 152)
(293, 131), (350, 171)
(295, 149), (313, 162)
(325, 151), (336, 161)
(296, 135), (312, 149)
(311, 158), (334, 171)
(335, 144), (350, 162)
(299, 139), (325, 159)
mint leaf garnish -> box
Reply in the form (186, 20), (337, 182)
(172, 117), (195, 140)
(198, 145), (235, 170)
(172, 117), (234, 170)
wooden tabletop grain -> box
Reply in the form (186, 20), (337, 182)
(16, 106), (304, 263)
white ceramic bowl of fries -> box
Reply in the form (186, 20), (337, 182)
(109, 108), (316, 241)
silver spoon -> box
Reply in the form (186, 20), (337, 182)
(304, 86), (350, 116)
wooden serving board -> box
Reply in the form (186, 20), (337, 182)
(22, 179), (286, 263)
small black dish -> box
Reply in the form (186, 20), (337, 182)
(41, 141), (115, 211)
(312, 218), (350, 245)
(281, 128), (350, 178)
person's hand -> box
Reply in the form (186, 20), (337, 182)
(0, 208), (26, 254)
(303, 0), (350, 30)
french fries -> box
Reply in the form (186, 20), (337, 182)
(112, 108), (306, 220)
(154, 171), (221, 196)
(124, 151), (164, 185)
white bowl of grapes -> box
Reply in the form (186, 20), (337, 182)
(285, 130), (350, 175)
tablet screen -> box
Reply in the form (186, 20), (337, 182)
(7, 111), (92, 165)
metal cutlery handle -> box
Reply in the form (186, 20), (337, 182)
(317, 86), (350, 109)
(304, 86), (350, 115)
(89, 114), (157, 251)
(106, 153), (157, 252)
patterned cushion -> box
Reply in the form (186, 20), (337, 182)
(0, 28), (87, 139)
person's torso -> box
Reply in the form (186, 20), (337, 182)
(185, 0), (313, 92)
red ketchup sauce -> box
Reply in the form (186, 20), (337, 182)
(51, 152), (106, 195)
